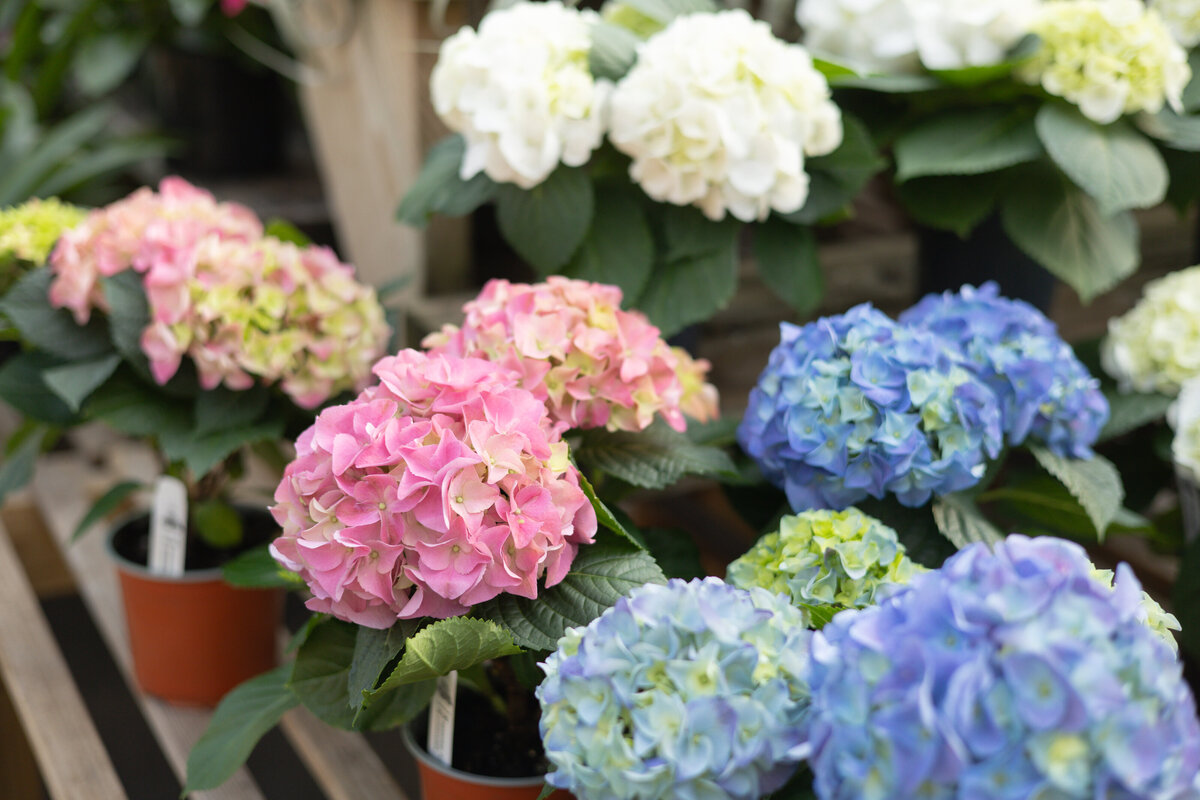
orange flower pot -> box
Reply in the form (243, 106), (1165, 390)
(106, 515), (283, 707)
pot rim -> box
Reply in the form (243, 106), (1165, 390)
(399, 717), (549, 788)
(103, 507), (254, 584)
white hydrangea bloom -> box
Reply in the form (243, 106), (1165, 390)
(608, 9), (843, 222)
(1151, 0), (1200, 48)
(795, 0), (1040, 74)
(430, 1), (609, 189)
(1170, 379), (1200, 486)
(1018, 0), (1190, 124)
(1102, 265), (1200, 395)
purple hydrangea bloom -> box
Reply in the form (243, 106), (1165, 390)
(900, 282), (1109, 458)
(805, 535), (1200, 800)
(737, 303), (1003, 510)
(537, 577), (813, 800)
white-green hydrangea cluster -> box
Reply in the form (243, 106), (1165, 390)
(1102, 265), (1200, 395)
(1092, 567), (1182, 651)
(726, 507), (924, 621)
(1018, 0), (1190, 124)
(0, 198), (85, 266)
(1151, 0), (1200, 48)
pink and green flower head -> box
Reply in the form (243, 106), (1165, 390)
(48, 177), (262, 323)
(269, 349), (598, 628)
(423, 277), (720, 433)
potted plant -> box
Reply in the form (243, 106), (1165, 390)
(0, 176), (392, 705)
(796, 0), (1200, 309)
(398, 0), (884, 338)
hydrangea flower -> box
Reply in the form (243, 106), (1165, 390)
(270, 349), (598, 628)
(423, 277), (719, 433)
(806, 535), (1200, 800)
(537, 577), (812, 800)
(608, 9), (842, 222)
(1170, 377), (1200, 484)
(726, 507), (924, 620)
(139, 235), (390, 408)
(0, 198), (86, 266)
(737, 303), (1003, 510)
(48, 176), (263, 324)
(1090, 566), (1181, 651)
(797, 0), (1040, 73)
(431, 1), (609, 189)
(1151, 0), (1200, 48)
(1102, 265), (1200, 395)
(900, 282), (1109, 459)
(1018, 0), (1190, 124)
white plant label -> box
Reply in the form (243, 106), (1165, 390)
(148, 475), (188, 578)
(427, 671), (458, 766)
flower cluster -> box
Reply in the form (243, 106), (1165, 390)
(270, 349), (597, 628)
(797, 0), (1040, 73)
(900, 283), (1108, 459)
(1151, 0), (1200, 48)
(48, 176), (263, 324)
(1091, 566), (1182, 651)
(431, 1), (609, 189)
(1102, 265), (1200, 395)
(1018, 0), (1190, 124)
(726, 507), (923, 620)
(140, 236), (390, 408)
(806, 535), (1200, 799)
(737, 303), (1003, 510)
(1171, 378), (1200, 484)
(608, 9), (842, 222)
(0, 198), (86, 267)
(537, 578), (812, 800)
(424, 277), (719, 433)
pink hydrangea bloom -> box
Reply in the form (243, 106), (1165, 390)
(423, 277), (720, 433)
(48, 177), (262, 323)
(269, 349), (598, 628)
(139, 235), (390, 408)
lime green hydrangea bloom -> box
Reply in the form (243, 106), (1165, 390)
(1102, 265), (1200, 395)
(0, 198), (86, 267)
(1018, 0), (1190, 124)
(1092, 567), (1181, 651)
(1151, 0), (1200, 48)
(726, 507), (924, 624)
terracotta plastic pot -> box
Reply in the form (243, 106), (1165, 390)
(400, 719), (571, 800)
(106, 514), (283, 707)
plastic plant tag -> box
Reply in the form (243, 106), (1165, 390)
(148, 475), (188, 577)
(427, 670), (458, 766)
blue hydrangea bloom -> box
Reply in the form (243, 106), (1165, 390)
(737, 303), (1003, 510)
(805, 535), (1200, 800)
(900, 282), (1109, 458)
(537, 577), (813, 800)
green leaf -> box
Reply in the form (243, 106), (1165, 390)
(589, 21), (640, 81)
(562, 185), (653, 302)
(169, 0), (210, 26)
(369, 618), (520, 696)
(982, 476), (1152, 540)
(753, 217), (822, 315)
(72, 31), (149, 97)
(495, 167), (594, 274)
(1136, 108), (1200, 152)
(264, 218), (312, 246)
(222, 544), (306, 589)
(194, 385), (271, 436)
(576, 420), (737, 490)
(1098, 390), (1172, 442)
(619, 0), (717, 24)
(71, 480), (141, 541)
(0, 425), (45, 505)
(0, 105), (112, 205)
(42, 353), (120, 412)
(184, 665), (299, 794)
(0, 351), (77, 425)
(395, 135), (498, 227)
(894, 108), (1042, 182)
(1036, 104), (1168, 215)
(576, 470), (646, 549)
(1029, 446), (1122, 539)
(159, 418), (285, 479)
(829, 73), (943, 93)
(100, 271), (151, 375)
(798, 603), (839, 630)
(1184, 49), (1200, 113)
(634, 208), (739, 336)
(787, 115), (883, 225)
(928, 34), (1040, 88)
(194, 499), (244, 550)
(348, 623), (420, 712)
(932, 493), (1003, 549)
(472, 536), (667, 651)
(84, 372), (192, 438)
(641, 528), (705, 580)
(1000, 166), (1138, 303)
(894, 172), (1003, 238)
(34, 136), (172, 200)
(0, 268), (113, 360)
(812, 57), (859, 81)
(856, 497), (957, 569)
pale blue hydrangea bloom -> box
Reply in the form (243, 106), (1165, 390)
(805, 535), (1200, 800)
(537, 577), (813, 800)
(737, 303), (1003, 510)
(900, 282), (1109, 458)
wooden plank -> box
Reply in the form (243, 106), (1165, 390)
(279, 707), (410, 800)
(1, 491), (74, 598)
(0, 673), (43, 800)
(0, 515), (125, 800)
(31, 455), (265, 800)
